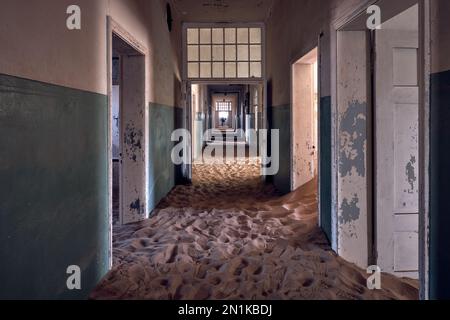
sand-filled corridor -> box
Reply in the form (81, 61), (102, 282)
(91, 159), (419, 300)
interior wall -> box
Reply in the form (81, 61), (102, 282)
(267, 0), (428, 268)
(267, 0), (356, 195)
(267, 0), (359, 239)
(0, 0), (181, 299)
(0, 0), (106, 94)
(429, 0), (450, 300)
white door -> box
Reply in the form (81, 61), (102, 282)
(375, 30), (419, 279)
(121, 55), (147, 224)
(292, 62), (314, 190)
(181, 81), (192, 182)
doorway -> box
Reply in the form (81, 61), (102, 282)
(374, 4), (420, 280)
(212, 94), (237, 130)
(188, 82), (265, 168)
(108, 19), (147, 229)
(334, 0), (424, 287)
(291, 48), (319, 191)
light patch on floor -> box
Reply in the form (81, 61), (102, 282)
(91, 159), (419, 300)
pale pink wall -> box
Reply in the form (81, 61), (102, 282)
(0, 0), (181, 107)
(0, 0), (107, 94)
(264, 2), (421, 101)
(266, 0), (367, 106)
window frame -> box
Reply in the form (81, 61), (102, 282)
(183, 22), (265, 81)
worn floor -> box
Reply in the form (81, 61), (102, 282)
(91, 158), (419, 300)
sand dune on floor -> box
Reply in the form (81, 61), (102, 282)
(91, 159), (418, 300)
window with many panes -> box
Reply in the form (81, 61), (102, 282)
(216, 101), (232, 112)
(186, 26), (263, 79)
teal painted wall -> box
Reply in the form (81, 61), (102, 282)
(270, 99), (332, 244)
(148, 103), (181, 213)
(270, 105), (291, 195)
(319, 96), (332, 243)
(430, 69), (450, 299)
(0, 74), (109, 299)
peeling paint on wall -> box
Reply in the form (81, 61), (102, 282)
(124, 122), (143, 162)
(406, 155), (417, 193)
(130, 198), (145, 216)
(339, 194), (361, 225)
(339, 101), (367, 178)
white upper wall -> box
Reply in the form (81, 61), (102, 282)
(267, 0), (361, 106)
(0, 0), (106, 93)
(0, 0), (181, 107)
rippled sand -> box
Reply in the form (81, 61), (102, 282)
(91, 159), (419, 300)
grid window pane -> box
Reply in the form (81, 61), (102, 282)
(225, 28), (236, 44)
(225, 45), (236, 61)
(238, 62), (249, 78)
(237, 28), (249, 44)
(250, 62), (262, 78)
(212, 62), (224, 78)
(250, 28), (262, 44)
(212, 28), (224, 44)
(212, 45), (224, 61)
(186, 27), (262, 79)
(200, 62), (211, 78)
(188, 45), (199, 61)
(237, 45), (249, 61)
(216, 101), (232, 111)
(200, 29), (211, 44)
(225, 62), (237, 78)
(187, 28), (199, 44)
(200, 45), (211, 61)
(188, 63), (199, 78)
(250, 45), (261, 61)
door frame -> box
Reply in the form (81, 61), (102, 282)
(183, 79), (267, 182)
(331, 0), (431, 299)
(106, 17), (148, 268)
(290, 46), (319, 193)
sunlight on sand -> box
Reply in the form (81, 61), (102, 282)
(91, 159), (419, 300)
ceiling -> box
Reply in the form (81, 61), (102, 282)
(171, 0), (275, 23)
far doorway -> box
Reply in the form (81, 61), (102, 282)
(291, 48), (319, 191)
(190, 83), (265, 165)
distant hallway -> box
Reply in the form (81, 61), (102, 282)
(91, 156), (418, 300)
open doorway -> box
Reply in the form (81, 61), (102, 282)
(108, 22), (147, 228)
(374, 3), (420, 280)
(190, 82), (265, 166)
(213, 94), (237, 130)
(335, 0), (423, 288)
(291, 48), (319, 192)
